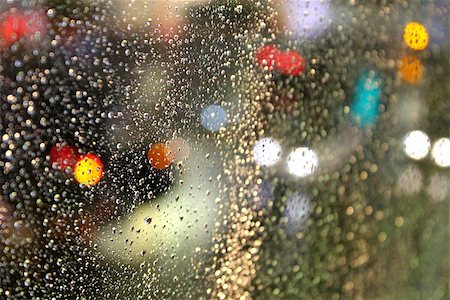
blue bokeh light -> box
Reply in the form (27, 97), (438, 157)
(200, 104), (227, 132)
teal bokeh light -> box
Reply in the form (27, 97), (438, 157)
(351, 71), (382, 128)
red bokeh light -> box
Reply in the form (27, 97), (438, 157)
(0, 9), (47, 47)
(49, 144), (80, 170)
(0, 12), (25, 46)
(256, 45), (305, 76)
(256, 45), (278, 70)
(276, 50), (305, 76)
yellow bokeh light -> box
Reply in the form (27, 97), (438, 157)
(399, 55), (423, 84)
(403, 22), (429, 51)
(74, 154), (104, 186)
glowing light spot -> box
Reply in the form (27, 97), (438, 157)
(431, 138), (450, 168)
(282, 0), (331, 39)
(0, 12), (25, 46)
(399, 55), (423, 84)
(397, 165), (423, 195)
(256, 45), (278, 70)
(74, 154), (104, 186)
(147, 143), (174, 170)
(404, 22), (429, 51)
(285, 192), (311, 235)
(402, 130), (430, 160)
(200, 104), (227, 132)
(253, 137), (282, 167)
(351, 71), (382, 128)
(276, 50), (305, 76)
(426, 173), (449, 202)
(49, 144), (79, 170)
(0, 10), (47, 47)
(287, 147), (318, 177)
(167, 138), (190, 162)
(256, 45), (305, 76)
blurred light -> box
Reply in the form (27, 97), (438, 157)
(402, 130), (430, 160)
(285, 192), (311, 235)
(253, 137), (282, 167)
(147, 143), (175, 170)
(426, 173), (449, 202)
(287, 147), (318, 177)
(0, 11), (24, 46)
(397, 165), (423, 195)
(431, 138), (450, 168)
(0, 10), (47, 47)
(404, 22), (429, 51)
(200, 104), (227, 132)
(256, 45), (305, 76)
(49, 144), (79, 170)
(167, 138), (190, 162)
(282, 0), (332, 39)
(74, 154), (104, 186)
(351, 71), (382, 128)
(399, 55), (423, 84)
(275, 49), (305, 76)
(256, 45), (278, 70)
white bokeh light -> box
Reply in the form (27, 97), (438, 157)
(282, 0), (332, 39)
(397, 165), (423, 195)
(287, 147), (319, 177)
(253, 137), (282, 167)
(426, 173), (449, 202)
(285, 192), (311, 235)
(431, 138), (450, 168)
(402, 130), (430, 160)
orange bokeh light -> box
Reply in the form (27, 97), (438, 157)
(399, 55), (423, 84)
(147, 143), (174, 170)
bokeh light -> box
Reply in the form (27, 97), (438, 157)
(0, 10), (47, 47)
(285, 192), (311, 235)
(276, 49), (305, 76)
(402, 130), (430, 160)
(351, 71), (382, 128)
(200, 104), (227, 132)
(256, 45), (305, 76)
(0, 11), (24, 46)
(147, 143), (174, 170)
(287, 147), (318, 177)
(431, 137), (450, 168)
(253, 137), (282, 167)
(426, 173), (449, 202)
(49, 144), (79, 170)
(256, 45), (278, 70)
(74, 154), (104, 186)
(397, 165), (423, 195)
(281, 0), (332, 39)
(403, 22), (429, 51)
(167, 138), (190, 162)
(399, 55), (423, 84)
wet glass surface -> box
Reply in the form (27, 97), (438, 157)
(0, 1), (448, 299)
